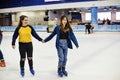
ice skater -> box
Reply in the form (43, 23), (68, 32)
(43, 15), (79, 77)
(12, 15), (43, 77)
(0, 29), (6, 67)
(85, 22), (92, 34)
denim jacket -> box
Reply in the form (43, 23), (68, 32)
(44, 25), (79, 49)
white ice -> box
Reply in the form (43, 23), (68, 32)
(0, 32), (120, 80)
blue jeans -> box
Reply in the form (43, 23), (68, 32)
(57, 39), (68, 68)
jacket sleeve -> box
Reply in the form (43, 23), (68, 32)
(30, 26), (43, 41)
(12, 27), (19, 45)
(44, 26), (57, 42)
(70, 31), (79, 47)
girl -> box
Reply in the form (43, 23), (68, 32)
(0, 29), (6, 67)
(44, 15), (79, 77)
(12, 15), (43, 77)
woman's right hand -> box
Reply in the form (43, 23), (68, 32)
(12, 45), (15, 49)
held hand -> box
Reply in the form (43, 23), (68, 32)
(42, 40), (45, 43)
(12, 45), (16, 49)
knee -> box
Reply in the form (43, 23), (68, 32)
(28, 57), (32, 60)
(21, 58), (26, 61)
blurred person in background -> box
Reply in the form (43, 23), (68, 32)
(0, 29), (6, 67)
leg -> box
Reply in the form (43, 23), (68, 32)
(62, 43), (68, 76)
(26, 43), (35, 75)
(28, 57), (35, 75)
(19, 45), (26, 71)
(0, 50), (4, 60)
(0, 50), (6, 67)
(20, 58), (26, 77)
(57, 46), (64, 77)
(91, 28), (93, 34)
(0, 36), (6, 67)
(26, 43), (33, 69)
(19, 43), (26, 77)
(85, 28), (87, 34)
(57, 46), (64, 68)
(88, 28), (90, 34)
(63, 46), (68, 67)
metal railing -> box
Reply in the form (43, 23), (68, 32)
(0, 25), (120, 32)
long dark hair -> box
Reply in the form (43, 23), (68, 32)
(60, 15), (73, 32)
(18, 15), (28, 27)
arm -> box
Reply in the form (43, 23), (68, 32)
(70, 31), (79, 48)
(30, 26), (43, 41)
(44, 27), (57, 42)
(12, 27), (19, 45)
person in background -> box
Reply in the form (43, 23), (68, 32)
(90, 23), (94, 34)
(0, 29), (6, 67)
(85, 23), (91, 34)
(43, 15), (79, 77)
(12, 15), (43, 77)
(102, 18), (106, 25)
(106, 18), (111, 25)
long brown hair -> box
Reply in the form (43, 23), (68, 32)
(60, 15), (73, 32)
(18, 15), (28, 27)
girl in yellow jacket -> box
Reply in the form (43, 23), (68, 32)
(12, 15), (43, 77)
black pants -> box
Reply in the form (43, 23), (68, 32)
(0, 50), (4, 60)
(19, 42), (33, 70)
(0, 35), (4, 60)
(85, 28), (90, 34)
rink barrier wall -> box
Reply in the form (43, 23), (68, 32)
(0, 25), (120, 32)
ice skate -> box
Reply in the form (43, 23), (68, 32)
(30, 69), (35, 75)
(0, 61), (6, 67)
(20, 70), (25, 77)
(58, 70), (63, 77)
(62, 70), (68, 76)
(62, 67), (68, 76)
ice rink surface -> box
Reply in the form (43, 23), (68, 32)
(0, 32), (120, 80)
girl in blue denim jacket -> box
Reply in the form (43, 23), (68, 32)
(44, 15), (79, 77)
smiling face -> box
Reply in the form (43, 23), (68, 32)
(61, 17), (67, 27)
(60, 15), (72, 32)
(22, 17), (28, 26)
